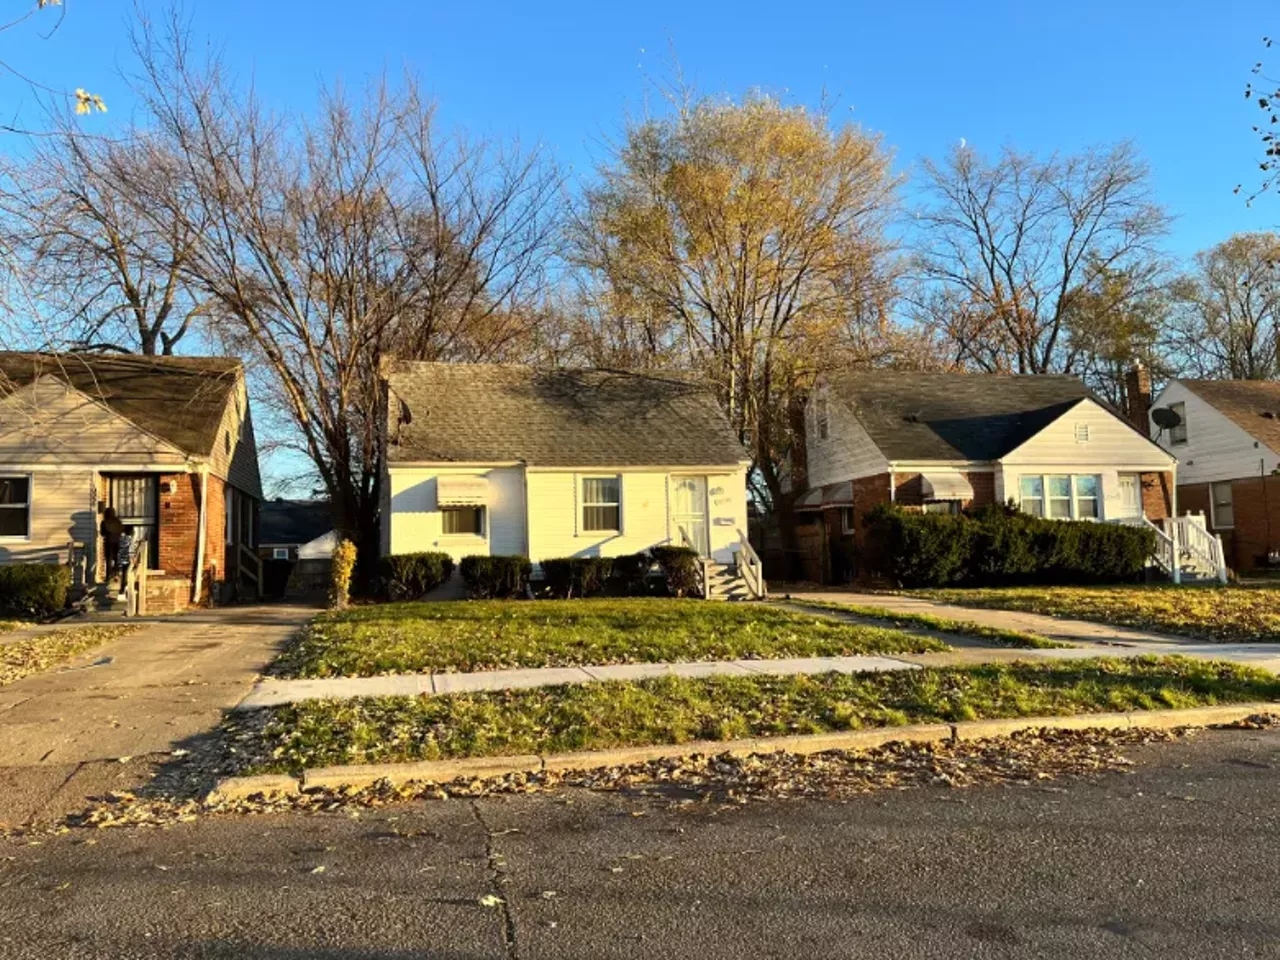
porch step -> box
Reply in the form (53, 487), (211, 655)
(705, 562), (755, 602)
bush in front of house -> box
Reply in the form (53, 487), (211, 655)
(329, 539), (359, 609)
(864, 504), (1155, 588)
(460, 555), (532, 599)
(0, 563), (71, 618)
(651, 545), (703, 597)
(610, 552), (655, 595)
(539, 556), (615, 599)
(380, 552), (456, 600)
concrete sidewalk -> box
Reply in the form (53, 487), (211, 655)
(0, 603), (317, 826)
(787, 591), (1280, 672)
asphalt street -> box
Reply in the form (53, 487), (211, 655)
(0, 726), (1276, 959)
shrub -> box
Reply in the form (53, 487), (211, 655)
(538, 556), (614, 599)
(863, 505), (1155, 588)
(0, 563), (71, 618)
(380, 552), (456, 600)
(329, 539), (358, 609)
(610, 552), (654, 595)
(651, 545), (703, 597)
(460, 555), (532, 599)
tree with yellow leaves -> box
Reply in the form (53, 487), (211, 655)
(571, 92), (904, 566)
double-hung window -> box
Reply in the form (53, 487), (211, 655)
(1210, 482), (1234, 529)
(1019, 476), (1044, 517)
(442, 506), (484, 536)
(581, 476), (621, 533)
(0, 475), (30, 539)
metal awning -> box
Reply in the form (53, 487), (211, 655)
(920, 473), (974, 501)
(821, 481), (854, 507)
(794, 488), (825, 512)
(436, 476), (490, 506)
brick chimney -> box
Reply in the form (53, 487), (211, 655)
(1124, 364), (1152, 433)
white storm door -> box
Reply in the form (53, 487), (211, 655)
(1117, 474), (1141, 519)
(672, 476), (710, 556)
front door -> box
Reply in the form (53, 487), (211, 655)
(1117, 474), (1142, 519)
(109, 475), (160, 569)
(672, 476), (709, 556)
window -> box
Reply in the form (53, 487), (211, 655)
(1211, 482), (1234, 529)
(581, 476), (621, 532)
(272, 547), (289, 560)
(1046, 475), (1073, 518)
(442, 506), (484, 536)
(923, 500), (960, 515)
(840, 507), (854, 534)
(1019, 474), (1103, 520)
(1169, 401), (1188, 444)
(1019, 476), (1044, 517)
(0, 475), (30, 539)
(816, 396), (829, 441)
(1074, 475), (1100, 519)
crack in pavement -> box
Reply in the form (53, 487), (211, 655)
(470, 799), (520, 959)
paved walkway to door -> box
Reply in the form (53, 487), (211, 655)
(0, 604), (317, 827)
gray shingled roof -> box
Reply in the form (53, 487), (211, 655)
(384, 362), (748, 467)
(0, 352), (240, 458)
(1179, 379), (1280, 455)
(260, 499), (333, 546)
(828, 370), (1094, 462)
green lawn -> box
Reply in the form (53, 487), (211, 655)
(788, 598), (1069, 649)
(273, 598), (951, 678)
(247, 656), (1279, 772)
(915, 585), (1280, 643)
(0, 625), (137, 687)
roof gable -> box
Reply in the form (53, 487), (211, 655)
(1177, 379), (1280, 455)
(1002, 397), (1175, 466)
(827, 371), (1092, 462)
(0, 352), (243, 459)
(260, 500), (334, 545)
(384, 362), (748, 467)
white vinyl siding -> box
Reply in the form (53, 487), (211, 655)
(1003, 399), (1173, 470)
(385, 466), (524, 562)
(0, 469), (96, 566)
(1150, 381), (1280, 486)
(805, 385), (891, 489)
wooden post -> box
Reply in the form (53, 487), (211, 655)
(138, 541), (148, 617)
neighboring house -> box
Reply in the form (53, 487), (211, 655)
(796, 370), (1178, 583)
(1146, 376), (1280, 572)
(0, 352), (264, 611)
(259, 498), (335, 596)
(380, 362), (755, 590)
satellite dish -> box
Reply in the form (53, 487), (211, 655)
(1152, 407), (1182, 430)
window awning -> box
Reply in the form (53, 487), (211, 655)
(794, 488), (825, 512)
(821, 481), (854, 507)
(436, 476), (489, 506)
(920, 473), (974, 501)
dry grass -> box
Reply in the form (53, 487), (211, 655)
(0, 625), (138, 686)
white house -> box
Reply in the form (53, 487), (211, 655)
(379, 362), (753, 584)
(795, 370), (1179, 582)
(1147, 377), (1280, 572)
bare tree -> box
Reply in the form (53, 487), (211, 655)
(1166, 232), (1280, 379)
(912, 143), (1170, 375)
(0, 121), (208, 354)
(127, 17), (563, 558)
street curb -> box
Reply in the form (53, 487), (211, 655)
(203, 701), (1279, 801)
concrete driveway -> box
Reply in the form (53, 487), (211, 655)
(0, 604), (316, 826)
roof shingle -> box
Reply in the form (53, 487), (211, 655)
(827, 370), (1093, 462)
(1179, 379), (1280, 454)
(384, 362), (747, 467)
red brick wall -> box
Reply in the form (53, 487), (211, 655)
(852, 473), (893, 545)
(891, 471), (995, 510)
(156, 472), (228, 606)
(1139, 471), (1174, 522)
(1225, 476), (1280, 571)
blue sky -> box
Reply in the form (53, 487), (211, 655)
(11, 0), (1277, 258)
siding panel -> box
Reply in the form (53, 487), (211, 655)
(0, 468), (96, 567)
(1150, 380), (1280, 485)
(805, 388), (890, 488)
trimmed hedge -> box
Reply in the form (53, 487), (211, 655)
(460, 555), (532, 599)
(651, 545), (703, 598)
(539, 556), (614, 599)
(610, 552), (654, 595)
(380, 552), (456, 600)
(865, 504), (1155, 588)
(0, 563), (71, 618)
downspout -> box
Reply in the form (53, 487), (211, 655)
(192, 465), (210, 605)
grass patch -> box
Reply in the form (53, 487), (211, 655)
(247, 656), (1278, 772)
(274, 598), (951, 678)
(915, 585), (1280, 643)
(0, 620), (30, 634)
(0, 625), (137, 686)
(788, 598), (1069, 649)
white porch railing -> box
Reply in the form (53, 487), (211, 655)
(735, 528), (767, 600)
(1161, 514), (1229, 584)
